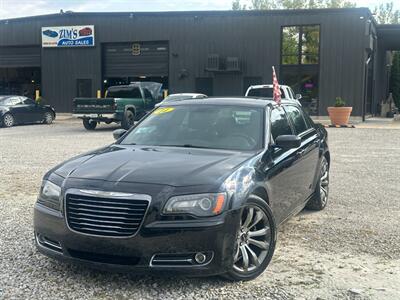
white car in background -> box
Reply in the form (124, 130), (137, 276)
(155, 93), (207, 107)
(245, 84), (302, 105)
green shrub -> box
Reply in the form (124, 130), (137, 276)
(334, 97), (346, 107)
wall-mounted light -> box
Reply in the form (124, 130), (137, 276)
(139, 76), (146, 79)
(103, 79), (107, 83)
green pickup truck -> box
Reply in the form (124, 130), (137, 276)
(72, 82), (162, 130)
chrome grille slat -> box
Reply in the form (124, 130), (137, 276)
(68, 197), (148, 207)
(69, 221), (138, 230)
(68, 211), (144, 220)
(67, 206), (143, 216)
(68, 202), (146, 211)
(66, 193), (149, 237)
(68, 216), (141, 225)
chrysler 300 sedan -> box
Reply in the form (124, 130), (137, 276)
(34, 98), (329, 281)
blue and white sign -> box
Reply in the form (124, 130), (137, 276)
(41, 25), (95, 47)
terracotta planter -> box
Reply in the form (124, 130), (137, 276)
(327, 107), (353, 126)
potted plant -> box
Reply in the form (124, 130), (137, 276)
(327, 97), (353, 126)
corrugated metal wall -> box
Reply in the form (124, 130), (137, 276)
(0, 9), (371, 114)
(0, 46), (40, 67)
(103, 42), (168, 77)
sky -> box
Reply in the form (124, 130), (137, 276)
(0, 0), (398, 20)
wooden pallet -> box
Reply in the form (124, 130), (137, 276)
(324, 124), (356, 128)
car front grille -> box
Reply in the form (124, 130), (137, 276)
(65, 193), (149, 237)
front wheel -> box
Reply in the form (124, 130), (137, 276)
(43, 111), (54, 124)
(224, 195), (276, 281)
(306, 156), (329, 211)
(121, 110), (135, 130)
(82, 118), (97, 130)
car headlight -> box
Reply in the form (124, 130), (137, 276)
(37, 180), (61, 211)
(163, 193), (227, 217)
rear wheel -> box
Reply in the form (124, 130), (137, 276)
(224, 195), (276, 281)
(306, 156), (329, 211)
(43, 111), (54, 124)
(2, 113), (15, 128)
(121, 109), (135, 130)
(83, 118), (97, 130)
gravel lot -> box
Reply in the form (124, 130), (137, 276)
(0, 119), (399, 300)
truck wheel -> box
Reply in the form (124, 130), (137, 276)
(122, 110), (135, 130)
(83, 118), (97, 130)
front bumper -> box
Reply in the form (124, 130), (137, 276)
(34, 203), (240, 276)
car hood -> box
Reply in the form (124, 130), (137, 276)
(53, 145), (257, 187)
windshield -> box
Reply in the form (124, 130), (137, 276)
(120, 104), (264, 151)
(164, 95), (194, 102)
(247, 87), (284, 98)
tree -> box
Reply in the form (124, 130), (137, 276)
(232, 0), (356, 10)
(373, 2), (400, 24)
(390, 52), (400, 109)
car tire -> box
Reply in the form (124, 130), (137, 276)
(223, 194), (276, 281)
(306, 156), (329, 211)
(2, 113), (15, 128)
(83, 118), (97, 130)
(121, 109), (135, 130)
(43, 111), (54, 124)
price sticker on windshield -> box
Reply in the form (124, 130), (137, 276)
(153, 107), (175, 115)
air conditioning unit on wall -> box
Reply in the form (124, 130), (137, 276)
(205, 54), (241, 73)
(206, 54), (220, 71)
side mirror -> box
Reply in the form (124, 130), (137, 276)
(295, 94), (302, 100)
(113, 129), (127, 140)
(274, 135), (301, 150)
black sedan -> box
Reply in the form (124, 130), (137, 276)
(0, 95), (56, 128)
(34, 98), (329, 281)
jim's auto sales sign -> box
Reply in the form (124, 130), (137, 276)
(41, 25), (95, 47)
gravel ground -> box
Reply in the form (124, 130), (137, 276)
(0, 119), (399, 300)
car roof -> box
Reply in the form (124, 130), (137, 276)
(158, 97), (297, 108)
(247, 84), (289, 89)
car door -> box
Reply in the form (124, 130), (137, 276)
(22, 97), (43, 122)
(7, 96), (28, 123)
(143, 88), (155, 110)
(265, 106), (305, 224)
(284, 104), (320, 207)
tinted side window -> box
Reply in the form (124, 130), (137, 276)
(9, 97), (21, 105)
(270, 107), (293, 141)
(285, 105), (309, 134)
(143, 89), (153, 99)
(22, 98), (35, 105)
(131, 88), (142, 98)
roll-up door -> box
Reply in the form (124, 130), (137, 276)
(103, 42), (168, 78)
(0, 46), (41, 68)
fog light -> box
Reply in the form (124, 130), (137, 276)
(194, 252), (207, 264)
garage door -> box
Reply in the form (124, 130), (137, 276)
(0, 46), (41, 68)
(103, 42), (168, 77)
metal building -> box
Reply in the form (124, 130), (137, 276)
(0, 8), (399, 116)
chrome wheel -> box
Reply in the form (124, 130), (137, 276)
(44, 112), (53, 124)
(319, 158), (329, 206)
(233, 205), (271, 273)
(3, 114), (14, 127)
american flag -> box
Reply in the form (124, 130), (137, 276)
(272, 66), (281, 105)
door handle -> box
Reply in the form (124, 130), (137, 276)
(296, 149), (305, 156)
